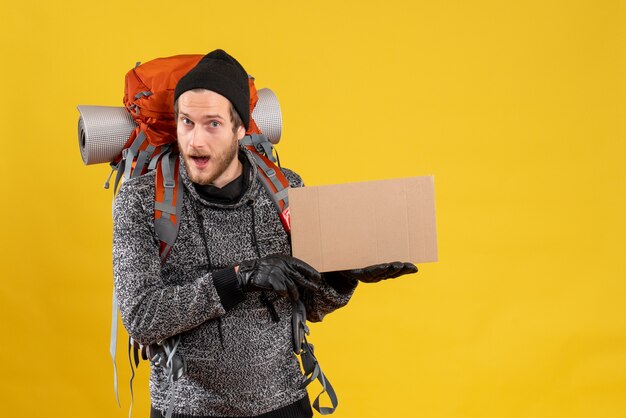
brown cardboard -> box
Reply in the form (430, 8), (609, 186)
(289, 176), (438, 272)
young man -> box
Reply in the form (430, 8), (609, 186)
(113, 49), (417, 418)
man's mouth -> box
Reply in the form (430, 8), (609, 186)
(190, 155), (210, 167)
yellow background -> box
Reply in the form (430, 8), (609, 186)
(1, 1), (624, 417)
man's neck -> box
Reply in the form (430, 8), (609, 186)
(211, 158), (244, 189)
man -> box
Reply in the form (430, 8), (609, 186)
(113, 49), (417, 418)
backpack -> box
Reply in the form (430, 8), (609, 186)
(80, 55), (338, 416)
(116, 55), (291, 260)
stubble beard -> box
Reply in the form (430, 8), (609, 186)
(183, 137), (240, 186)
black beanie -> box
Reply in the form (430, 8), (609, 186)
(174, 49), (250, 130)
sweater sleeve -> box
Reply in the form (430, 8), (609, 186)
(112, 178), (238, 345)
(299, 277), (357, 322)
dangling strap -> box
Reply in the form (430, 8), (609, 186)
(132, 143), (156, 178)
(148, 144), (173, 171)
(109, 130), (147, 194)
(110, 290), (121, 407)
(122, 131), (148, 181)
(149, 336), (186, 418)
(109, 130), (166, 193)
(292, 299), (339, 414)
(104, 160), (120, 190)
(301, 338), (339, 415)
(110, 297), (145, 417)
(127, 337), (140, 418)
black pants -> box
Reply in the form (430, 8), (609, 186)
(150, 394), (313, 418)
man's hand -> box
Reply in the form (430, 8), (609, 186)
(237, 254), (322, 300)
(336, 261), (417, 283)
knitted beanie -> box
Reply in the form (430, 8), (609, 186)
(174, 49), (250, 129)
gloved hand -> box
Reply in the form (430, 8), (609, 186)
(335, 261), (417, 283)
(237, 254), (322, 300)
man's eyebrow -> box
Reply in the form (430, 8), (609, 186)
(179, 111), (226, 121)
(202, 114), (226, 121)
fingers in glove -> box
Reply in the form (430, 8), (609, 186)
(264, 265), (301, 300)
(357, 262), (418, 282)
(387, 262), (418, 279)
(291, 273), (321, 291)
(266, 277), (288, 297)
(382, 261), (406, 279)
(366, 263), (391, 277)
(355, 263), (395, 282)
(284, 258), (322, 290)
(373, 261), (417, 280)
(343, 264), (385, 282)
(286, 278), (301, 301)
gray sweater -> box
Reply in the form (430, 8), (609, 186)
(113, 149), (355, 417)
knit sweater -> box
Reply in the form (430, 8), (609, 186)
(113, 148), (356, 417)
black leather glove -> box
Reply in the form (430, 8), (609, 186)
(237, 254), (322, 300)
(336, 261), (417, 283)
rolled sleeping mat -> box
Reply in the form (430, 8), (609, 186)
(77, 105), (136, 165)
(252, 88), (282, 144)
(78, 88), (283, 166)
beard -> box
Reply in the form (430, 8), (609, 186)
(181, 136), (240, 186)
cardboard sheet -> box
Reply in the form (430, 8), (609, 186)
(289, 176), (438, 272)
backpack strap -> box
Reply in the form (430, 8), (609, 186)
(110, 290), (121, 407)
(241, 134), (291, 233)
(154, 151), (184, 262)
(292, 299), (338, 415)
(301, 339), (339, 415)
(122, 131), (147, 182)
(240, 138), (341, 413)
(108, 128), (170, 193)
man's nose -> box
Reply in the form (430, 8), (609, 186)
(188, 126), (202, 148)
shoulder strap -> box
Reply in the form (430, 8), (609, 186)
(241, 134), (291, 233)
(154, 151), (184, 262)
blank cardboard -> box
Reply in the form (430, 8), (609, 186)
(289, 176), (438, 272)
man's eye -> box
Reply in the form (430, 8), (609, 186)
(209, 121), (220, 128)
(181, 117), (193, 126)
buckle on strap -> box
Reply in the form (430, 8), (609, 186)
(160, 151), (177, 189)
(242, 134), (277, 163)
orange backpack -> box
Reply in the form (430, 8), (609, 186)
(113, 54), (290, 261)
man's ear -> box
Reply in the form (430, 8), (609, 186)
(236, 125), (246, 141)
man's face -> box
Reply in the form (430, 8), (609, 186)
(176, 89), (246, 187)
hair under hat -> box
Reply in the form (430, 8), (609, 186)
(174, 49), (250, 130)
